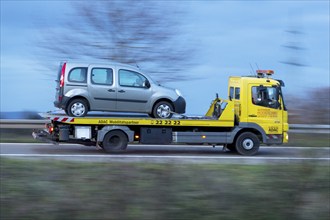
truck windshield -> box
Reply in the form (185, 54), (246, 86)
(252, 86), (280, 109)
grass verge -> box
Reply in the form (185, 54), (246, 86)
(1, 158), (329, 220)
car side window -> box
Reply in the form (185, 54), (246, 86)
(91, 68), (113, 85)
(68, 68), (87, 83)
(119, 69), (147, 88)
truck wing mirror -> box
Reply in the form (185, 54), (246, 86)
(276, 79), (285, 87)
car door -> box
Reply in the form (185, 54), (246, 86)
(88, 65), (117, 111)
(116, 69), (153, 112)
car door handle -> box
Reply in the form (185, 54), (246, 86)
(108, 89), (115, 92)
(118, 90), (125, 93)
(248, 114), (257, 117)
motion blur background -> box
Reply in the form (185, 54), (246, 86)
(1, 0), (329, 123)
(1, 2), (329, 220)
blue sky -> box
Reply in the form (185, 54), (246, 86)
(1, 0), (329, 114)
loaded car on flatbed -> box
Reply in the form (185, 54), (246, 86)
(54, 62), (186, 118)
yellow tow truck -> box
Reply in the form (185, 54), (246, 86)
(33, 70), (288, 156)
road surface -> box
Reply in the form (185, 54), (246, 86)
(1, 143), (329, 164)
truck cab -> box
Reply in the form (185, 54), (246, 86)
(228, 70), (289, 144)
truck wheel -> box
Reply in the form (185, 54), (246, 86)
(235, 132), (260, 156)
(67, 99), (88, 117)
(102, 130), (128, 153)
(152, 101), (173, 118)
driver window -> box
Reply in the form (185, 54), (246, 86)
(119, 69), (148, 88)
(252, 86), (279, 109)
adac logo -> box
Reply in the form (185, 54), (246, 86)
(268, 126), (278, 132)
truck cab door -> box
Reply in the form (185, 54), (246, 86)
(247, 84), (283, 135)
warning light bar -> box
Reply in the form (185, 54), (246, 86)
(256, 70), (274, 78)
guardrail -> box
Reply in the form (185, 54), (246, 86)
(0, 119), (50, 129)
(289, 124), (330, 134)
(0, 119), (329, 134)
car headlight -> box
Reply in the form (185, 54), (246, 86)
(175, 89), (183, 97)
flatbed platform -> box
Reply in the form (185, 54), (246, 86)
(41, 113), (234, 128)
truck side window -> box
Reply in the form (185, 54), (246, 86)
(229, 87), (234, 100)
(91, 68), (113, 85)
(252, 86), (279, 109)
(68, 68), (87, 83)
(235, 87), (240, 100)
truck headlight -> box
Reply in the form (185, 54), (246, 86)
(175, 89), (183, 97)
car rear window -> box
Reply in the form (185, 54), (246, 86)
(68, 68), (87, 83)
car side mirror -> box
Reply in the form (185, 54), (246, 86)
(144, 80), (151, 88)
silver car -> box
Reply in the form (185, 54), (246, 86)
(54, 62), (186, 118)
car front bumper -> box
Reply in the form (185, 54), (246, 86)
(173, 96), (186, 114)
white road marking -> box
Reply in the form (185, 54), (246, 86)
(1, 143), (329, 150)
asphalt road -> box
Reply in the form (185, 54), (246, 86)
(1, 143), (329, 164)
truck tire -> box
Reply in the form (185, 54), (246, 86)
(235, 132), (260, 156)
(102, 130), (128, 153)
(152, 101), (174, 118)
(67, 99), (88, 117)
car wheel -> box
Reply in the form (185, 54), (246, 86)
(67, 99), (88, 117)
(102, 130), (128, 153)
(235, 132), (260, 156)
(152, 101), (174, 118)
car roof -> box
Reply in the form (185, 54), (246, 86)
(63, 61), (140, 71)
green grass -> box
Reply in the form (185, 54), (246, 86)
(284, 133), (330, 147)
(1, 158), (329, 220)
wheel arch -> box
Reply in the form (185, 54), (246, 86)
(66, 96), (91, 111)
(151, 98), (174, 113)
(97, 126), (134, 143)
(230, 123), (267, 144)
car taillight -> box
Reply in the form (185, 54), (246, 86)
(60, 63), (66, 88)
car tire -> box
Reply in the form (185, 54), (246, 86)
(152, 101), (174, 118)
(235, 132), (260, 156)
(102, 130), (128, 153)
(67, 99), (88, 117)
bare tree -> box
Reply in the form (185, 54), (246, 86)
(39, 0), (195, 82)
